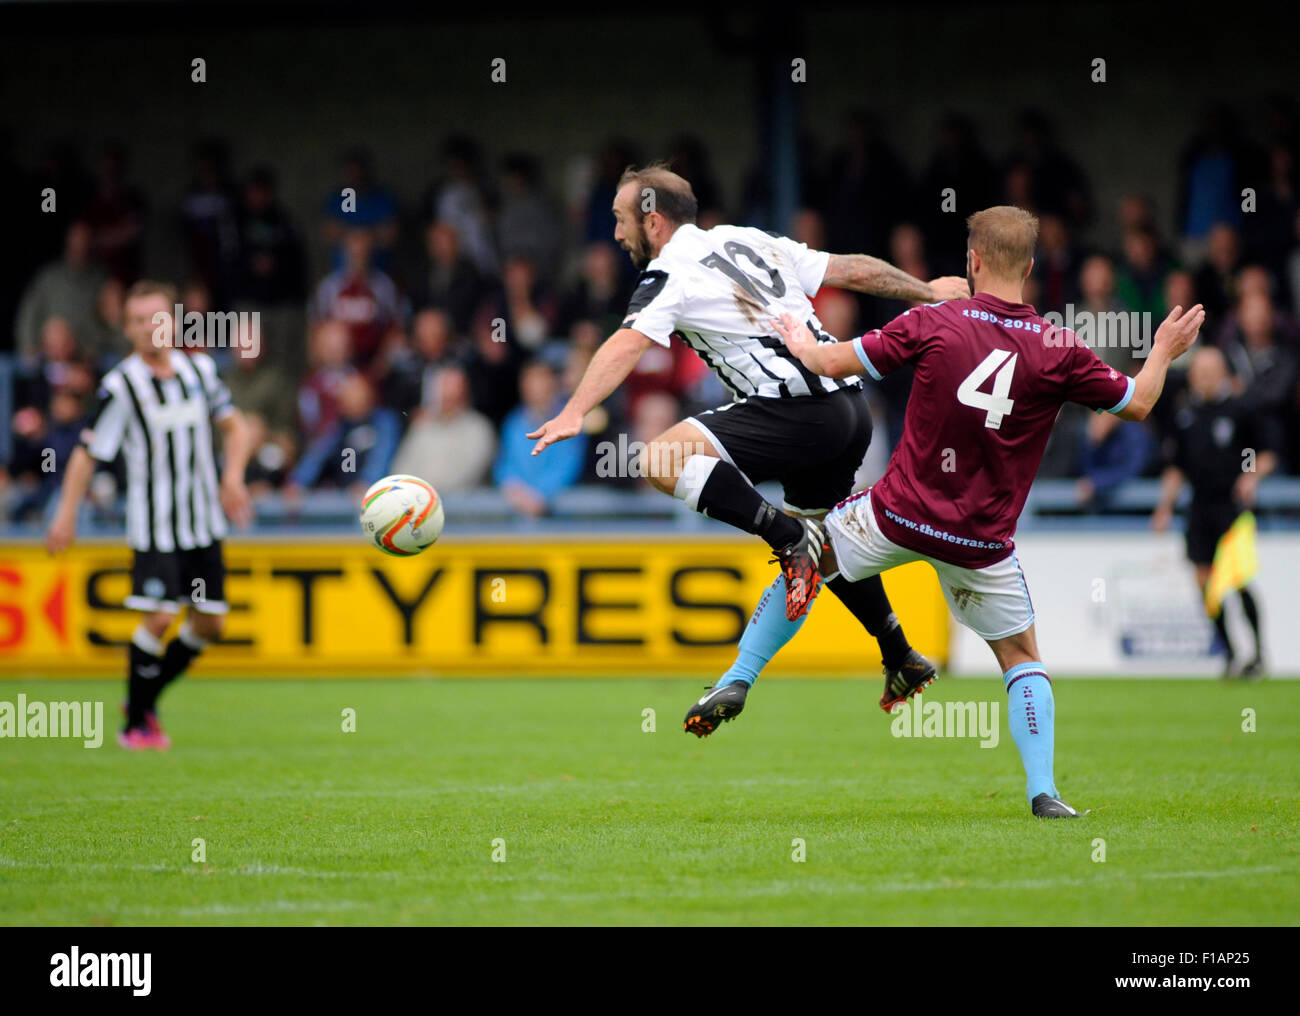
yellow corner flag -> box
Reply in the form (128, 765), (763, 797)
(1205, 512), (1259, 616)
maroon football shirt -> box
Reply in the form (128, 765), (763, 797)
(851, 293), (1135, 568)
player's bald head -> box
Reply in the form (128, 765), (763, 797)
(967, 206), (1039, 282)
(616, 163), (698, 226)
(1188, 344), (1228, 399)
(612, 163), (697, 268)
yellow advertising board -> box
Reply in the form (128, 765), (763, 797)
(0, 538), (949, 677)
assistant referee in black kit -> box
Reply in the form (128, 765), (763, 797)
(1152, 346), (1277, 678)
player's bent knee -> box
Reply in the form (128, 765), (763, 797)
(641, 442), (679, 494)
(644, 421), (720, 496)
(650, 422), (719, 468)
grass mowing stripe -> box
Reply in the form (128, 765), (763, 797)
(1, 677), (1295, 926)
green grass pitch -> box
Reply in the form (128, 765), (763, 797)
(1, 677), (1296, 926)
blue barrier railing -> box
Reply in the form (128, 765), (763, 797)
(6, 477), (1300, 539)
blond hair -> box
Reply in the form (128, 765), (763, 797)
(124, 279), (179, 307)
(966, 206), (1039, 280)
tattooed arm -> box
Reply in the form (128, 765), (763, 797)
(822, 254), (969, 303)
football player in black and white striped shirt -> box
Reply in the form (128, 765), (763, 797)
(46, 280), (252, 750)
(530, 165), (969, 735)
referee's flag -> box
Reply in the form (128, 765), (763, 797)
(1205, 512), (1258, 616)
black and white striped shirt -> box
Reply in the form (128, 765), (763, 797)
(81, 350), (234, 552)
(621, 223), (859, 401)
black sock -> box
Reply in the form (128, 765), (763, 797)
(139, 638), (201, 714)
(1212, 610), (1235, 661)
(126, 643), (163, 729)
(695, 461), (801, 549)
(1239, 586), (1262, 658)
(827, 574), (912, 669)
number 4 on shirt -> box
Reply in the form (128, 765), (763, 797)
(957, 349), (1017, 429)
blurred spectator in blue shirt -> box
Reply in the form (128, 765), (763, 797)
(1075, 411), (1154, 510)
(320, 148), (399, 271)
(1178, 107), (1263, 246)
(5, 387), (89, 521)
(286, 373), (399, 499)
(494, 359), (584, 517)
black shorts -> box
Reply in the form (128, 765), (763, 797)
(689, 386), (874, 513)
(1185, 501), (1239, 566)
(128, 541), (228, 615)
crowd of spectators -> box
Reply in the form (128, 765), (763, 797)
(3, 102), (1299, 523)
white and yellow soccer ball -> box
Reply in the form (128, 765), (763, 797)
(359, 474), (445, 556)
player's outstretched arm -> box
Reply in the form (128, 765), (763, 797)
(822, 254), (968, 303)
(216, 409), (254, 529)
(770, 313), (862, 379)
(529, 327), (653, 455)
(45, 445), (96, 554)
(1117, 304), (1205, 422)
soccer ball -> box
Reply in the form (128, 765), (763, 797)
(359, 474), (445, 556)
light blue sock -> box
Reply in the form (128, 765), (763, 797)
(1003, 662), (1058, 802)
(717, 575), (811, 687)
